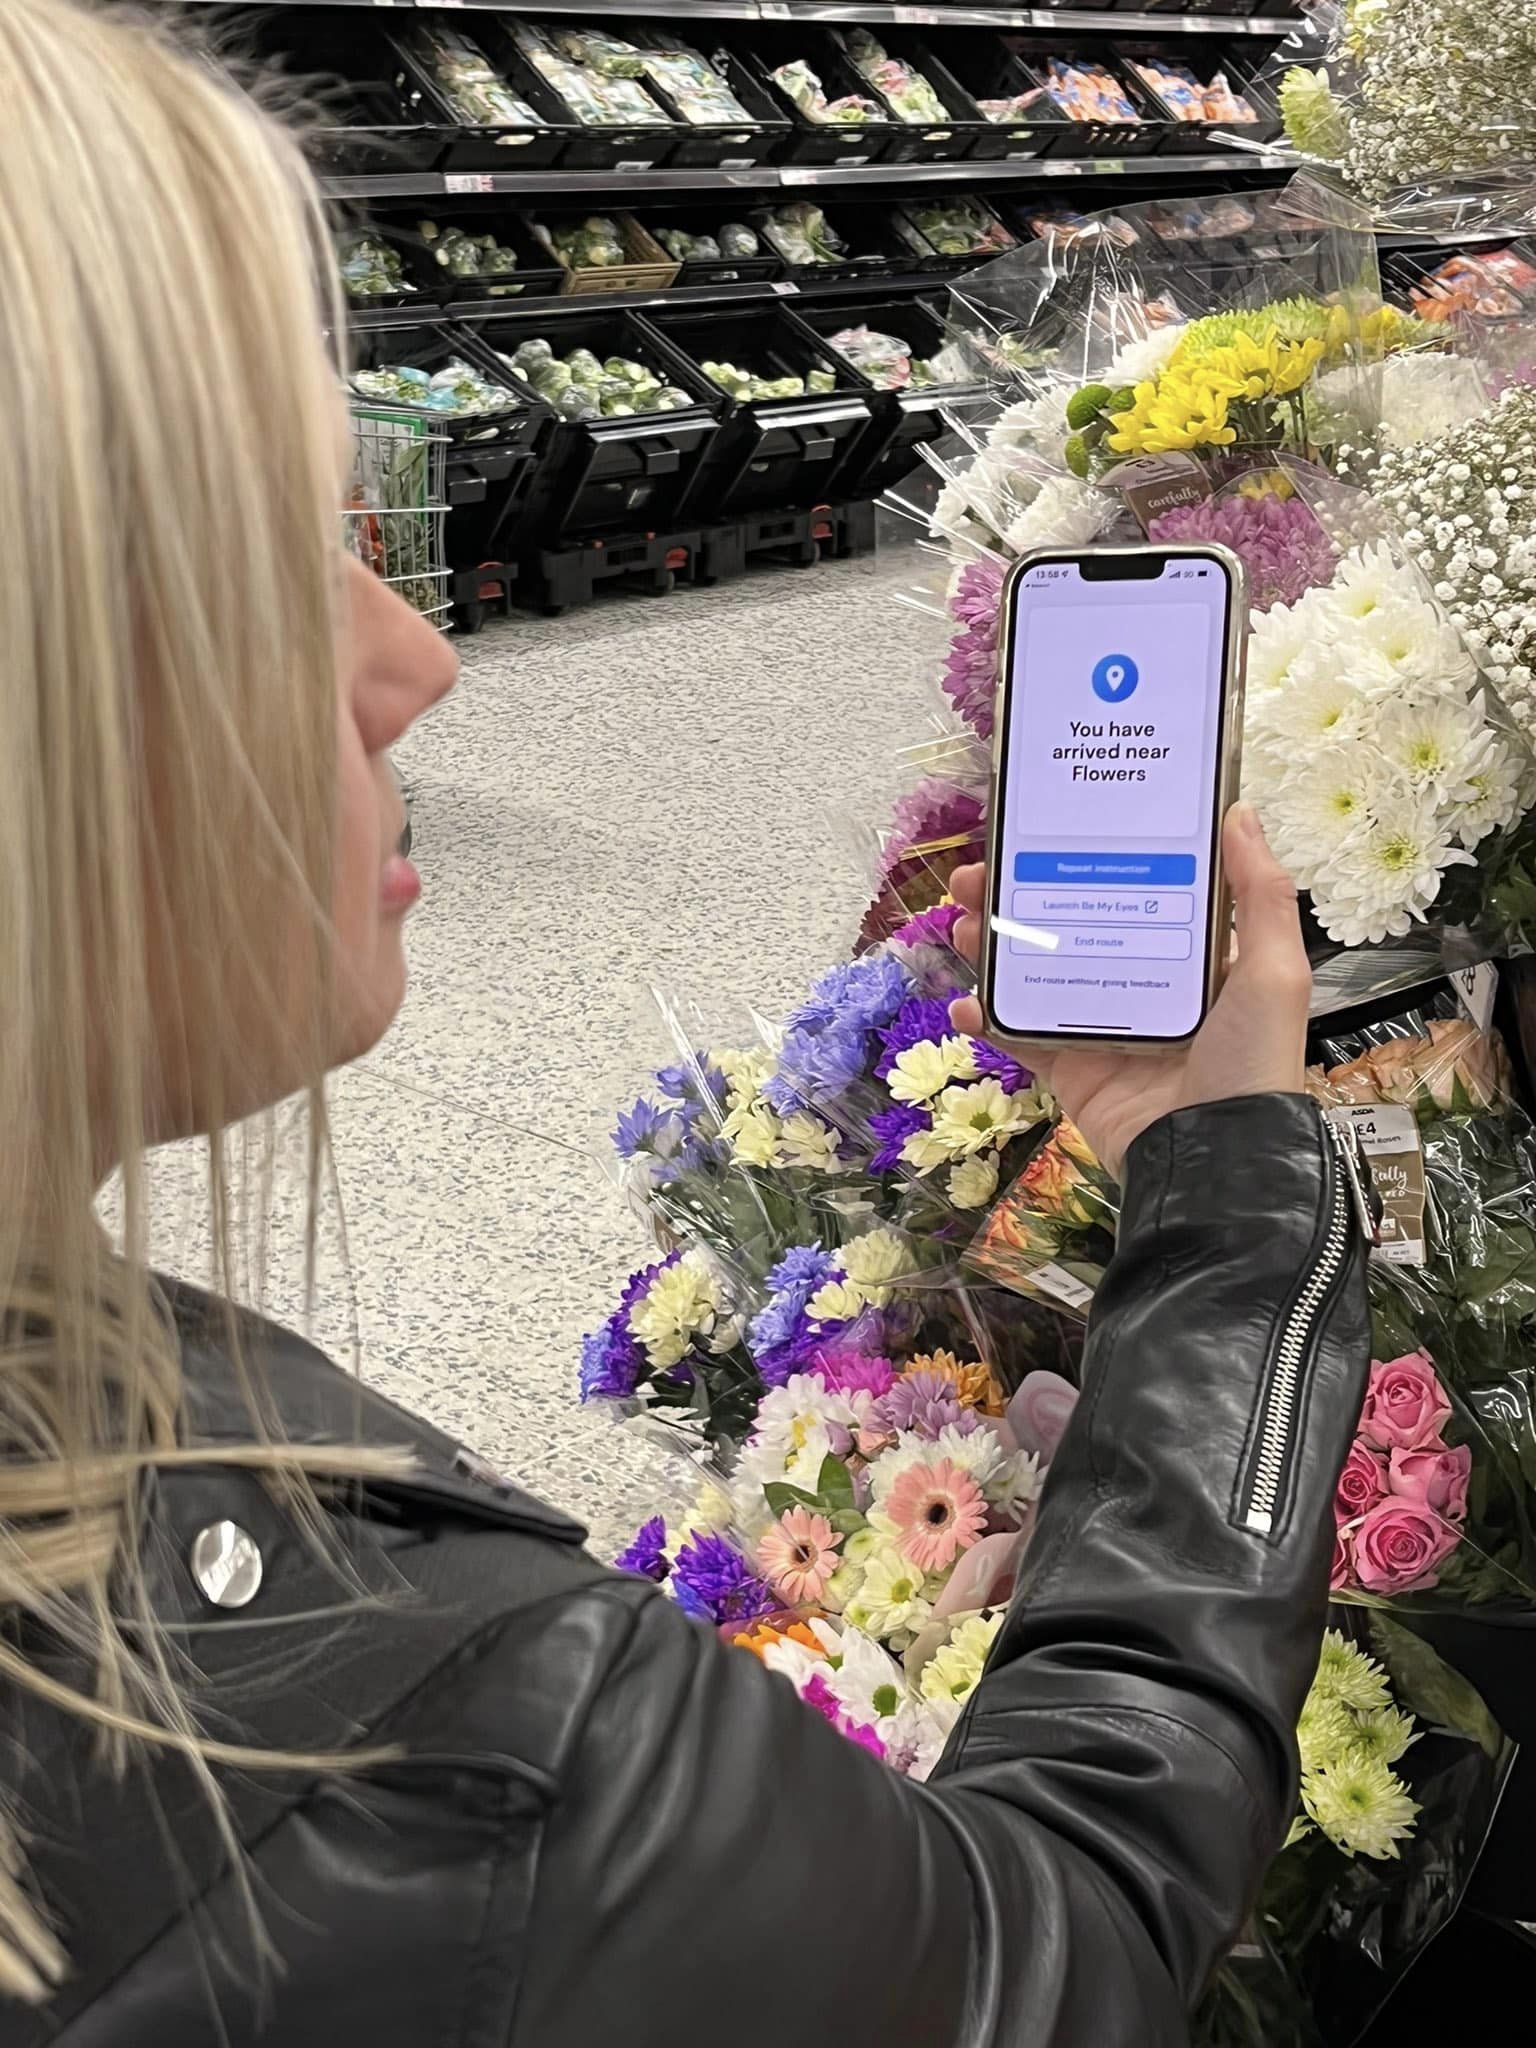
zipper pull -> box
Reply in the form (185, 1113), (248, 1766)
(1325, 1112), (1381, 1248)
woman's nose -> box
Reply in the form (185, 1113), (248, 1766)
(348, 555), (459, 747)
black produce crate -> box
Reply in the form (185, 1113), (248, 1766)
(826, 29), (996, 165)
(363, 208), (564, 308)
(339, 221), (443, 314)
(454, 308), (722, 546)
(477, 19), (679, 171)
(1116, 45), (1283, 156)
(637, 41), (792, 171)
(1012, 43), (1169, 159)
(791, 293), (988, 501)
(245, 12), (445, 175)
(722, 27), (900, 169)
(921, 33), (1055, 162)
(643, 209), (785, 289)
(349, 313), (542, 452)
(387, 22), (568, 171)
(754, 203), (917, 286)
(638, 304), (878, 521)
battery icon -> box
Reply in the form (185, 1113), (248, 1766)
(1197, 568), (1209, 577)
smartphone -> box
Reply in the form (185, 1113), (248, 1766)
(979, 542), (1247, 1048)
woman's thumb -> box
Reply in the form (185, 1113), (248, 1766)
(1224, 803), (1309, 991)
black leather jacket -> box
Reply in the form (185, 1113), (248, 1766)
(2, 1094), (1370, 2047)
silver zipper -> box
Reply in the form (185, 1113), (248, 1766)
(1240, 1119), (1371, 1535)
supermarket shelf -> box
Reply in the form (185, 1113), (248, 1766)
(164, 0), (1316, 30)
(445, 271), (941, 317)
(331, 149), (1290, 200)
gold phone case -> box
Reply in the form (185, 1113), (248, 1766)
(977, 541), (1249, 1053)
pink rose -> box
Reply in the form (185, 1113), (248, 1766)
(1331, 1528), (1353, 1592)
(1335, 1442), (1388, 1525)
(1351, 1498), (1461, 1595)
(1388, 1440), (1472, 1523)
(1006, 1370), (1079, 1461)
(1358, 1351), (1452, 1453)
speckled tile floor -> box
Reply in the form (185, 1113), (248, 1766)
(145, 554), (942, 1557)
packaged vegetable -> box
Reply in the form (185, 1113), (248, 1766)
(895, 198), (1017, 260)
(339, 231), (416, 299)
(419, 220), (519, 279)
(539, 215), (629, 270)
(976, 88), (1045, 124)
(639, 42), (754, 127)
(837, 28), (950, 125)
(770, 58), (880, 125)
(719, 222), (760, 259)
(551, 26), (647, 80)
(352, 357), (517, 418)
(701, 359), (838, 402)
(755, 201), (848, 267)
(408, 26), (541, 129)
(1024, 204), (1139, 249)
(513, 22), (673, 127)
(500, 337), (695, 419)
(658, 229), (722, 263)
(1127, 57), (1258, 124)
(1037, 57), (1141, 125)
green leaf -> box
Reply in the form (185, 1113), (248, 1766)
(1368, 1614), (1507, 1759)
(830, 1509), (866, 1538)
(816, 1454), (856, 1512)
(763, 1481), (820, 1517)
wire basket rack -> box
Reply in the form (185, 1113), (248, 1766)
(344, 406), (451, 625)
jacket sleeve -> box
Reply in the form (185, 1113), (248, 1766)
(510, 1094), (1371, 2048)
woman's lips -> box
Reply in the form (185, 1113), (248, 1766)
(380, 852), (421, 914)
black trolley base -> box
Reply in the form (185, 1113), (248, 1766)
(451, 500), (879, 629)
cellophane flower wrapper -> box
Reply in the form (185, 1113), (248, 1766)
(1195, 1615), (1512, 2048)
(1269, 0), (1536, 233)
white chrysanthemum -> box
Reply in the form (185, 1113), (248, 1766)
(920, 1611), (1005, 1706)
(929, 1076), (1039, 1159)
(927, 1422), (1009, 1495)
(1001, 473), (1109, 558)
(948, 1152), (1001, 1210)
(888, 1035), (979, 1106)
(846, 1547), (933, 1639)
(866, 1436), (935, 1504)
(1311, 1630), (1393, 1714)
(820, 1624), (910, 1727)
(886, 1695), (959, 1781)
(901, 1123), (958, 1175)
(628, 1251), (722, 1369)
(1349, 1706), (1419, 1768)
(1370, 350), (1493, 449)
(1328, 540), (1412, 621)
(1104, 322), (1186, 386)
(806, 1277), (868, 1325)
(1454, 739), (1524, 844)
(1302, 1755), (1420, 1860)
(840, 1225), (914, 1293)
(1247, 594), (1322, 700)
(1257, 652), (1372, 751)
(711, 1043), (774, 1112)
(1315, 791), (1475, 943)
(1373, 691), (1496, 801)
(722, 1100), (781, 1168)
(991, 388), (1071, 469)
(1263, 753), (1375, 863)
(777, 1111), (843, 1173)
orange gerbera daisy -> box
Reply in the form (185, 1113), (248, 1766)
(907, 1348), (1004, 1416)
(731, 1619), (822, 1661)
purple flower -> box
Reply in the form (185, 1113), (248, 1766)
(579, 1316), (645, 1402)
(656, 1059), (729, 1109)
(1149, 492), (1337, 614)
(950, 555), (1004, 633)
(973, 1040), (1032, 1095)
(766, 1244), (839, 1296)
(614, 1515), (670, 1582)
(750, 1243), (840, 1378)
(670, 1533), (777, 1625)
(868, 1102), (930, 1173)
(892, 902), (963, 951)
(939, 560), (1004, 742)
(872, 1369), (976, 1441)
(764, 1017), (869, 1112)
(802, 1673), (887, 1760)
(883, 781), (986, 877)
(875, 993), (965, 1080)
(814, 954), (913, 1033)
(808, 1350), (898, 1398)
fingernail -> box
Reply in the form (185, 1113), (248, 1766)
(1231, 801), (1263, 840)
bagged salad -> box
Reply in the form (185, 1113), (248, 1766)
(352, 358), (517, 418)
(407, 26), (541, 129)
(499, 339), (693, 421)
(534, 215), (635, 272)
(657, 223), (760, 263)
(770, 57), (881, 125)
(837, 29), (950, 125)
(755, 201), (848, 268)
(639, 40), (755, 127)
(339, 231), (416, 300)
(895, 198), (1017, 261)
(824, 324), (948, 393)
(703, 359), (838, 402)
(419, 220), (519, 280)
(513, 22), (672, 127)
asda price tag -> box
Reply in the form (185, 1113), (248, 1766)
(1027, 1261), (1096, 1312)
(445, 173), (494, 194)
(1329, 1105), (1426, 1265)
(894, 7), (943, 21)
(1451, 961), (1498, 1034)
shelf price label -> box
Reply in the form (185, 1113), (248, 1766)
(760, 3), (792, 15)
(445, 173), (495, 194)
(894, 7), (943, 21)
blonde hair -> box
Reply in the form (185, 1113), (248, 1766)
(0, 0), (398, 2000)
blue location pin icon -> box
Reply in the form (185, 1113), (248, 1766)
(1092, 653), (1140, 704)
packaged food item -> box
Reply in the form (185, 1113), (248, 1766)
(1127, 57), (1258, 124)
(1145, 199), (1207, 242)
(499, 338), (694, 420)
(407, 25), (541, 129)
(656, 223), (760, 263)
(770, 57), (881, 125)
(702, 359), (839, 401)
(638, 41), (754, 126)
(418, 220), (519, 280)
(1037, 57), (1141, 126)
(1410, 247), (1536, 323)
(837, 29), (950, 125)
(895, 197), (1017, 260)
(1194, 193), (1258, 237)
(339, 231), (416, 299)
(352, 358), (517, 417)
(1023, 204), (1139, 249)
(539, 214), (628, 269)
(513, 22), (673, 127)
(755, 201), (848, 267)
(976, 87), (1045, 124)
(822, 323), (963, 392)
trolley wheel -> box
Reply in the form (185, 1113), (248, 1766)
(454, 600), (487, 635)
(792, 541), (818, 567)
(642, 569), (674, 596)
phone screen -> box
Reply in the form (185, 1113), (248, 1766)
(986, 550), (1239, 1043)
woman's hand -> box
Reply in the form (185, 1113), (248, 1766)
(948, 804), (1311, 1177)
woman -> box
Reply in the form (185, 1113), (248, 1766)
(0, 5), (1372, 2043)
